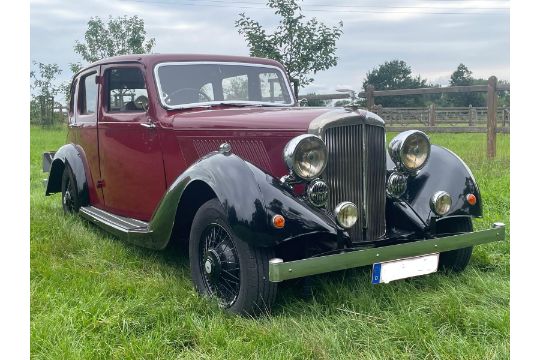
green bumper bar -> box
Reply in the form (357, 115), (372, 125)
(269, 223), (506, 282)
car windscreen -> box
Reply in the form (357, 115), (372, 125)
(154, 62), (293, 108)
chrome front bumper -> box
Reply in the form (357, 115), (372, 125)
(268, 223), (506, 282)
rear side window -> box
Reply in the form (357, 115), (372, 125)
(106, 68), (148, 112)
(79, 73), (98, 115)
(68, 79), (77, 115)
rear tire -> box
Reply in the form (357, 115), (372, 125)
(437, 217), (474, 272)
(61, 164), (80, 214)
(189, 198), (277, 315)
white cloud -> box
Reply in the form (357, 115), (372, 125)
(30, 0), (509, 100)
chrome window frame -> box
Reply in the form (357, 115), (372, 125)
(153, 61), (295, 109)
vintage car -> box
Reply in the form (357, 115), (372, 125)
(43, 54), (505, 315)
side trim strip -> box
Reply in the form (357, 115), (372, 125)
(268, 223), (506, 282)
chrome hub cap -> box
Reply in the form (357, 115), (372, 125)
(204, 259), (212, 274)
(199, 223), (240, 307)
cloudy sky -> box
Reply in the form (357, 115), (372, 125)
(30, 0), (509, 99)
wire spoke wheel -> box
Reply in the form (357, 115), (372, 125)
(199, 223), (241, 307)
(190, 199), (277, 315)
(62, 177), (75, 212)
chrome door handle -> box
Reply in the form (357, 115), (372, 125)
(68, 123), (82, 128)
(140, 119), (156, 128)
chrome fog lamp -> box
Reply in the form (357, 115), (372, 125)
(387, 172), (407, 198)
(283, 134), (328, 181)
(334, 202), (358, 229)
(388, 130), (431, 172)
(306, 179), (329, 207)
(430, 191), (452, 216)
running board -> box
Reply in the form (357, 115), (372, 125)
(79, 206), (154, 245)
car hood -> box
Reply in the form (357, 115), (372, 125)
(168, 106), (375, 132)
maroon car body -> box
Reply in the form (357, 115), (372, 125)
(43, 54), (504, 315)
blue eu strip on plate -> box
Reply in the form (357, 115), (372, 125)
(371, 263), (382, 284)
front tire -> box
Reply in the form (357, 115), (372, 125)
(189, 199), (277, 315)
(437, 217), (474, 272)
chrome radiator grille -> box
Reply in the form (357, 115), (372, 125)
(322, 124), (386, 242)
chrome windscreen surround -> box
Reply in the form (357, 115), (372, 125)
(308, 109), (386, 243)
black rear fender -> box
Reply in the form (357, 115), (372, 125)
(45, 144), (89, 206)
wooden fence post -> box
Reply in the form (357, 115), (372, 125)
(468, 105), (474, 126)
(428, 104), (436, 126)
(57, 102), (63, 124)
(366, 85), (375, 111)
(39, 96), (46, 127)
(487, 76), (497, 159)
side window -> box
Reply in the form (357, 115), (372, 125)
(106, 68), (148, 112)
(68, 79), (77, 116)
(79, 73), (98, 115)
(222, 75), (248, 101)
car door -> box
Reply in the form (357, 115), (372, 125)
(73, 67), (105, 206)
(97, 63), (167, 221)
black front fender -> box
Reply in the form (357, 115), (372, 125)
(149, 152), (337, 250)
(386, 144), (482, 227)
(45, 144), (89, 206)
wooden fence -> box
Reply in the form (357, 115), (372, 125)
(299, 76), (509, 158)
(31, 96), (69, 126)
(373, 105), (509, 131)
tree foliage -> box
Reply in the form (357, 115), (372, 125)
(30, 62), (64, 125)
(235, 0), (343, 87)
(446, 63), (484, 107)
(300, 93), (330, 107)
(363, 60), (429, 107)
(74, 15), (156, 63)
(30, 61), (63, 99)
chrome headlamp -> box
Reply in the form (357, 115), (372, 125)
(283, 134), (328, 181)
(430, 191), (452, 216)
(388, 130), (431, 172)
(334, 202), (358, 229)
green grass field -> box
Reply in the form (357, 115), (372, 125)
(30, 127), (509, 359)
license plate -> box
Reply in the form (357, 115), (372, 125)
(371, 253), (439, 284)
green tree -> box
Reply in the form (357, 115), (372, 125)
(300, 93), (330, 107)
(74, 15), (155, 63)
(363, 60), (430, 107)
(58, 63), (84, 106)
(235, 0), (343, 87)
(496, 79), (510, 107)
(447, 63), (484, 107)
(30, 61), (62, 99)
(30, 62), (63, 125)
